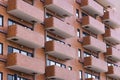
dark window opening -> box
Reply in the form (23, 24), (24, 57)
(8, 46), (33, 57)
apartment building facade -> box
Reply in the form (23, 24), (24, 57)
(0, 0), (119, 80)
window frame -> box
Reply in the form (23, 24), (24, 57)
(0, 15), (3, 27)
(78, 49), (81, 58)
(8, 19), (33, 30)
(0, 43), (3, 55)
(79, 70), (83, 80)
(76, 9), (79, 18)
(8, 46), (33, 57)
(47, 59), (66, 68)
(77, 29), (81, 38)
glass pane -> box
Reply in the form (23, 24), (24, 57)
(77, 29), (80, 37)
(92, 75), (95, 79)
(8, 20), (13, 26)
(8, 46), (13, 54)
(0, 44), (2, 54)
(0, 16), (3, 26)
(68, 66), (72, 71)
(17, 77), (20, 80)
(21, 51), (27, 56)
(7, 75), (13, 80)
(27, 53), (33, 57)
(88, 74), (92, 78)
(79, 71), (82, 79)
(85, 73), (88, 78)
(61, 64), (66, 68)
(47, 60), (50, 66)
(76, 9), (79, 18)
(56, 63), (61, 67)
(0, 73), (2, 80)
(46, 36), (52, 41)
(50, 61), (55, 66)
(78, 49), (81, 57)
(13, 48), (20, 53)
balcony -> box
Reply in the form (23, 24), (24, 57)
(6, 53), (45, 74)
(83, 36), (106, 53)
(106, 47), (120, 62)
(103, 10), (120, 28)
(45, 41), (76, 60)
(45, 17), (75, 38)
(85, 78), (96, 80)
(84, 56), (108, 72)
(104, 29), (120, 44)
(95, 0), (116, 7)
(46, 66), (76, 80)
(7, 25), (44, 48)
(45, 0), (73, 17)
(107, 66), (120, 79)
(81, 0), (103, 16)
(7, 0), (44, 23)
(82, 16), (105, 34)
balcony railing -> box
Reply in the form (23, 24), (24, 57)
(103, 10), (120, 28)
(83, 36), (106, 53)
(7, 0), (44, 23)
(7, 24), (44, 48)
(84, 56), (108, 72)
(106, 47), (120, 62)
(45, 0), (73, 17)
(104, 29), (120, 44)
(45, 41), (76, 60)
(81, 0), (103, 16)
(45, 17), (75, 38)
(95, 0), (116, 7)
(107, 66), (120, 79)
(6, 53), (45, 74)
(46, 65), (76, 80)
(82, 16), (105, 34)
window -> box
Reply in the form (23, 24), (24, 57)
(82, 32), (89, 37)
(51, 61), (55, 65)
(68, 66), (72, 71)
(61, 64), (66, 68)
(0, 73), (2, 80)
(0, 43), (3, 55)
(8, 19), (33, 30)
(81, 12), (87, 17)
(13, 48), (20, 53)
(77, 29), (80, 38)
(8, 20), (16, 26)
(78, 49), (81, 58)
(76, 9), (79, 18)
(21, 51), (27, 56)
(46, 36), (53, 41)
(79, 70), (82, 80)
(106, 44), (110, 48)
(8, 46), (33, 57)
(84, 52), (91, 57)
(47, 59), (66, 68)
(85, 73), (92, 79)
(47, 59), (50, 66)
(7, 74), (14, 80)
(27, 52), (33, 57)
(56, 63), (61, 67)
(0, 16), (3, 26)
(85, 72), (100, 80)
(7, 74), (28, 80)
(45, 13), (52, 18)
